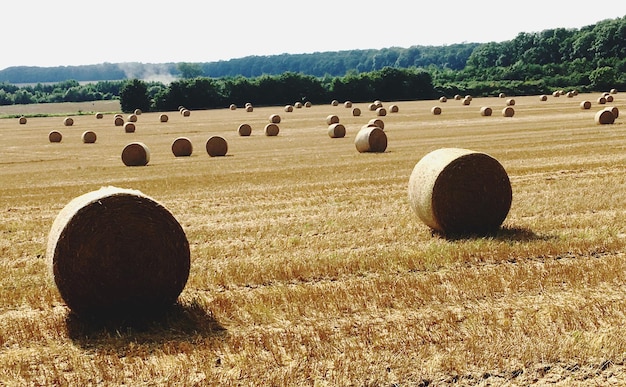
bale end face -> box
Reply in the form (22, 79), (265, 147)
(81, 131), (97, 144)
(595, 109), (615, 124)
(63, 117), (74, 126)
(122, 142), (150, 166)
(264, 123), (280, 136)
(159, 114), (169, 123)
(328, 123), (346, 138)
(49, 131), (63, 143)
(355, 126), (387, 153)
(172, 137), (193, 157)
(238, 123), (252, 136)
(206, 136), (228, 156)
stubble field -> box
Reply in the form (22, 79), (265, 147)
(1, 93), (626, 385)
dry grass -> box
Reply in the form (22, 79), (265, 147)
(1, 95), (626, 385)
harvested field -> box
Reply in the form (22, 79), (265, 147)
(1, 94), (626, 385)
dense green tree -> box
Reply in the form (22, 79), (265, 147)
(119, 79), (150, 113)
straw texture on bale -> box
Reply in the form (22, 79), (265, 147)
(480, 107), (493, 116)
(245, 103), (252, 108)
(595, 109), (615, 124)
(171, 137), (193, 157)
(96, 112), (104, 119)
(128, 114), (138, 123)
(344, 101), (352, 108)
(63, 117), (74, 126)
(284, 105), (294, 112)
(389, 104), (399, 113)
(606, 95), (614, 103)
(328, 123), (346, 138)
(49, 131), (62, 143)
(597, 97), (607, 104)
(506, 99), (515, 106)
(462, 98), (471, 106)
(368, 118), (385, 130)
(352, 107), (361, 116)
(124, 122), (136, 133)
(540, 95), (548, 101)
(355, 126), (387, 153)
(580, 101), (592, 110)
(368, 103), (377, 111)
(19, 116), (27, 124)
(245, 106), (254, 112)
(159, 114), (169, 123)
(46, 186), (190, 318)
(499, 93), (506, 98)
(238, 123), (252, 136)
(376, 107), (387, 116)
(326, 114), (340, 125)
(454, 95), (462, 100)
(294, 102), (302, 108)
(270, 114), (281, 124)
(182, 109), (191, 117)
(408, 148), (512, 236)
(431, 106), (442, 115)
(134, 109), (142, 115)
(81, 131), (97, 144)
(229, 104), (237, 110)
(304, 101), (312, 108)
(264, 123), (280, 136)
(610, 88), (618, 94)
(439, 96), (447, 103)
(331, 100), (339, 106)
(205, 136), (228, 157)
(114, 117), (125, 126)
(608, 106), (619, 118)
(121, 142), (150, 166)
(502, 107), (515, 117)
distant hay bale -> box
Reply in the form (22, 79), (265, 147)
(331, 100), (339, 106)
(374, 100), (383, 108)
(63, 117), (74, 126)
(597, 96), (607, 104)
(462, 98), (471, 106)
(608, 106), (619, 118)
(465, 95), (473, 101)
(81, 131), (97, 144)
(352, 107), (361, 116)
(502, 106), (515, 117)
(368, 103), (377, 111)
(408, 148), (512, 235)
(134, 109), (142, 115)
(245, 105), (254, 112)
(245, 102), (252, 108)
(121, 142), (150, 166)
(506, 98), (515, 106)
(610, 88), (618, 94)
(580, 101), (592, 110)
(270, 114), (281, 124)
(499, 93), (506, 98)
(229, 104), (237, 110)
(114, 116), (125, 126)
(159, 114), (169, 123)
(540, 95), (548, 101)
(566, 91), (575, 98)
(595, 109), (615, 125)
(326, 114), (340, 125)
(284, 105), (294, 112)
(171, 137), (193, 157)
(354, 126), (387, 153)
(114, 114), (123, 119)
(95, 112), (104, 119)
(328, 123), (346, 138)
(128, 114), (138, 122)
(552, 91), (560, 97)
(376, 107), (387, 116)
(178, 106), (186, 111)
(480, 107), (493, 116)
(238, 123), (252, 136)
(431, 106), (442, 115)
(368, 118), (385, 130)
(344, 101), (352, 108)
(124, 122), (136, 133)
(454, 95), (462, 100)
(294, 102), (303, 108)
(606, 95), (614, 103)
(49, 130), (63, 143)
(264, 123), (280, 136)
(18, 116), (27, 124)
(304, 101), (312, 108)
(46, 186), (190, 318)
(389, 104), (399, 113)
(182, 109), (191, 117)
(205, 136), (228, 156)
(439, 96), (447, 103)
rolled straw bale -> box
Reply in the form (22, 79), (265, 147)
(49, 131), (62, 143)
(610, 88), (618, 94)
(368, 103), (377, 111)
(376, 107), (387, 116)
(326, 114), (340, 125)
(566, 91), (575, 98)
(171, 137), (193, 157)
(502, 106), (515, 117)
(374, 100), (383, 108)
(480, 107), (493, 116)
(182, 109), (191, 117)
(465, 95), (473, 101)
(540, 95), (548, 101)
(580, 100), (592, 110)
(389, 104), (399, 113)
(431, 106), (442, 115)
(368, 118), (385, 130)
(124, 122), (136, 133)
(128, 114), (138, 122)
(114, 116), (125, 126)
(245, 105), (254, 112)
(114, 114), (123, 119)
(159, 114), (169, 123)
(344, 101), (352, 108)
(178, 106), (186, 111)
(244, 102), (252, 108)
(284, 105), (294, 112)
(121, 142), (150, 166)
(408, 148), (512, 235)
(355, 126), (387, 153)
(603, 92), (610, 97)
(607, 106), (619, 119)
(304, 101), (312, 108)
(238, 123), (252, 136)
(63, 117), (74, 126)
(18, 116), (27, 124)
(606, 95), (614, 103)
(597, 96), (607, 104)
(331, 100), (339, 106)
(552, 91), (560, 97)
(295, 102), (303, 108)
(229, 104), (237, 110)
(95, 112), (104, 119)
(134, 109), (142, 115)
(205, 136), (228, 157)
(81, 130), (97, 144)
(462, 98), (471, 106)
(264, 123), (280, 136)
(506, 98), (515, 106)
(499, 93), (506, 98)
(439, 96), (447, 103)
(270, 114), (281, 124)
(46, 186), (189, 318)
(454, 95), (461, 100)
(352, 107), (361, 116)
(328, 123), (346, 138)
(595, 109), (615, 125)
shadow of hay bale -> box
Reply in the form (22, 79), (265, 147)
(432, 225), (554, 242)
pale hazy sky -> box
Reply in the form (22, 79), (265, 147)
(2, 0), (625, 71)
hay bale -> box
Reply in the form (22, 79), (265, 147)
(229, 104), (237, 110)
(344, 101), (353, 108)
(121, 142), (150, 166)
(355, 126), (387, 153)
(205, 136), (228, 156)
(462, 98), (471, 106)
(114, 116), (125, 126)
(454, 95), (462, 100)
(284, 105), (294, 112)
(465, 95), (473, 101)
(408, 148), (512, 235)
(552, 91), (560, 97)
(114, 114), (123, 119)
(49, 131), (62, 143)
(368, 103), (377, 111)
(439, 96), (447, 103)
(95, 112), (104, 119)
(389, 104), (399, 113)
(159, 114), (169, 123)
(328, 123), (346, 138)
(18, 116), (27, 125)
(606, 95), (614, 103)
(376, 107), (387, 116)
(610, 88), (618, 94)
(238, 123), (252, 136)
(331, 100), (339, 106)
(182, 109), (191, 117)
(264, 123), (280, 136)
(270, 114), (281, 124)
(540, 95), (548, 101)
(304, 101), (312, 108)
(81, 131), (97, 144)
(352, 107), (361, 116)
(46, 186), (189, 318)
(171, 137), (193, 157)
(580, 100), (592, 110)
(368, 118), (385, 130)
(502, 106), (515, 117)
(374, 100), (383, 108)
(124, 122), (136, 133)
(431, 106), (442, 115)
(597, 96), (607, 104)
(506, 98), (515, 106)
(245, 106), (254, 112)
(63, 117), (74, 126)
(595, 109), (615, 124)
(566, 91), (575, 98)
(245, 103), (252, 108)
(499, 93), (506, 98)
(607, 106), (619, 119)
(480, 107), (493, 116)
(134, 109), (142, 115)
(326, 114), (340, 125)
(294, 102), (303, 108)
(128, 114), (138, 123)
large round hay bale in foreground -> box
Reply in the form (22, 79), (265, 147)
(355, 126), (387, 153)
(81, 131), (97, 144)
(580, 100), (592, 110)
(121, 142), (150, 166)
(46, 186), (190, 318)
(328, 123), (346, 138)
(49, 131), (63, 143)
(205, 136), (228, 157)
(238, 123), (252, 136)
(408, 148), (512, 236)
(595, 109), (615, 124)
(326, 114), (339, 125)
(171, 137), (193, 157)
(502, 106), (515, 117)
(18, 116), (27, 124)
(63, 117), (74, 126)
(159, 114), (168, 123)
(264, 123), (280, 136)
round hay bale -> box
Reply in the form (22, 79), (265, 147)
(595, 109), (615, 124)
(245, 105), (254, 112)
(114, 116), (125, 126)
(238, 123), (252, 136)
(352, 107), (361, 116)
(368, 103), (377, 111)
(159, 114), (169, 123)
(205, 136), (228, 157)
(178, 106), (186, 111)
(606, 95), (614, 103)
(264, 123), (280, 136)
(439, 96), (447, 103)
(462, 98), (471, 106)
(331, 100), (339, 106)
(18, 116), (27, 125)
(128, 114), (138, 122)
(121, 142), (150, 166)
(454, 94), (462, 100)
(608, 106), (619, 119)
(171, 137), (193, 157)
(566, 91), (575, 98)
(465, 95), (473, 101)
(182, 109), (191, 117)
(610, 88), (618, 94)
(603, 92), (610, 97)
(114, 114), (123, 119)
(134, 109), (142, 115)
(229, 104), (237, 110)
(431, 106), (442, 115)
(63, 117), (74, 127)
(580, 100), (592, 110)
(49, 130), (62, 143)
(355, 126), (387, 153)
(95, 112), (104, 119)
(499, 93), (506, 98)
(540, 95), (548, 101)
(284, 105), (294, 112)
(304, 101), (312, 108)
(506, 98), (515, 106)
(502, 106), (515, 117)
(244, 102), (252, 108)
(408, 148), (512, 235)
(326, 114), (340, 125)
(597, 96), (607, 104)
(344, 101), (352, 108)
(376, 107), (387, 116)
(552, 91), (560, 97)
(294, 102), (303, 108)
(368, 118), (385, 130)
(46, 186), (190, 318)
(389, 104), (399, 113)
(124, 122), (136, 133)
(328, 123), (346, 138)
(81, 131), (97, 144)
(374, 100), (383, 108)
(480, 107), (493, 116)
(270, 114), (281, 124)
